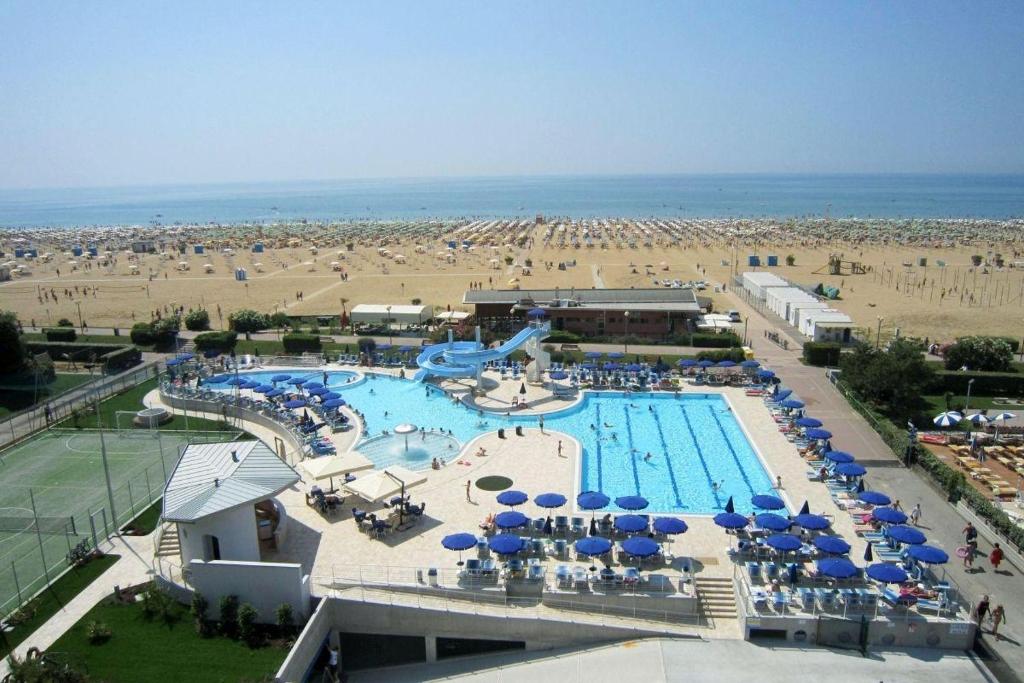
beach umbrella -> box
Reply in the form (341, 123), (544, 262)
(306, 387), (329, 396)
(322, 398), (346, 408)
(488, 534), (524, 556)
(602, 362), (621, 371)
(265, 388), (285, 398)
(866, 563), (908, 584)
(991, 412), (1017, 422)
(813, 535), (851, 555)
(697, 360), (716, 369)
(933, 411), (963, 428)
(584, 351), (603, 359)
(535, 493), (567, 509)
(798, 500), (810, 516)
(858, 491), (892, 506)
(824, 450), (855, 464)
(178, 352), (194, 361)
(740, 360), (760, 369)
(289, 378), (308, 386)
(494, 511), (528, 529)
(757, 369), (775, 379)
(773, 388), (793, 401)
(204, 374), (229, 384)
(608, 352), (625, 360)
(613, 515), (649, 533)
(615, 495), (649, 511)
(907, 545), (949, 565)
(835, 462), (867, 477)
(165, 358), (183, 367)
(766, 534), (802, 552)
(577, 491), (610, 510)
(271, 374), (292, 383)
(527, 308), (546, 318)
(496, 490), (529, 507)
(376, 344), (392, 351)
(817, 558), (858, 579)
(519, 383), (527, 395)
(713, 513), (749, 530)
(321, 392), (342, 401)
(755, 513), (791, 531)
(238, 380), (260, 390)
(549, 371), (569, 380)
(751, 494), (785, 511)
(887, 525), (927, 545)
(716, 360), (736, 368)
(795, 417), (822, 428)
(965, 413), (991, 425)
(677, 359), (698, 367)
(871, 507), (907, 524)
(621, 536), (659, 558)
(793, 514), (830, 530)
(441, 532), (477, 565)
(574, 537), (612, 557)
(624, 363), (643, 373)
(780, 399), (804, 410)
(652, 517), (688, 535)
(805, 428), (833, 440)
(283, 399), (307, 409)
(864, 542), (874, 562)
(303, 381), (324, 390)
(254, 384), (276, 394)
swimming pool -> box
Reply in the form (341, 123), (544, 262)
(220, 370), (778, 515)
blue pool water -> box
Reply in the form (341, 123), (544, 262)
(224, 370), (777, 515)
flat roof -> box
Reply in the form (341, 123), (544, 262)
(464, 287), (699, 306)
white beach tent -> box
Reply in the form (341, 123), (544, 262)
(343, 466), (426, 503)
(301, 451), (374, 482)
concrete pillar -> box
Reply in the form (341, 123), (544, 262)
(425, 635), (438, 662)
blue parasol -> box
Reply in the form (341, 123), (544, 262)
(755, 513), (792, 531)
(527, 308), (546, 318)
(577, 491), (610, 510)
(283, 399), (306, 409)
(887, 525), (927, 545)
(265, 388), (285, 398)
(714, 512), (749, 529)
(613, 515), (649, 533)
(751, 494), (785, 511)
(494, 511), (528, 529)
(534, 493), (567, 508)
(621, 536), (659, 558)
(740, 360), (760, 368)
(793, 514), (830, 530)
(858, 490), (891, 506)
(872, 507), (908, 525)
(575, 536), (612, 557)
(866, 563), (908, 583)
(766, 534), (802, 552)
(204, 375), (229, 384)
(322, 398), (346, 408)
(549, 371), (569, 380)
(271, 374), (292, 382)
(652, 517), (688, 535)
(496, 490), (529, 507)
(813, 536), (851, 555)
(780, 399), (805, 409)
(817, 558), (858, 579)
(835, 462), (867, 477)
(794, 417), (823, 428)
(488, 534), (524, 555)
(805, 428), (833, 440)
(441, 533), (477, 551)
(615, 495), (649, 511)
(907, 544), (949, 565)
(824, 451), (855, 463)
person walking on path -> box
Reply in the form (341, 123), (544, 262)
(992, 605), (1006, 639)
(964, 522), (978, 545)
(976, 595), (991, 626)
(465, 480), (472, 503)
(910, 503), (922, 526)
(539, 415), (545, 434)
(990, 543), (1005, 571)
(892, 499), (903, 511)
(557, 440), (564, 457)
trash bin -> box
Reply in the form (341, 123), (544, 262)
(498, 428), (506, 439)
(428, 568), (438, 586)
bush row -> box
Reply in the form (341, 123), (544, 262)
(694, 348), (747, 363)
(282, 333), (322, 353)
(803, 342), (842, 367)
(43, 327), (77, 342)
(24, 341), (141, 373)
(927, 370), (1024, 397)
(193, 331), (238, 353)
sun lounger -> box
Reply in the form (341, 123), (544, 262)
(798, 588), (815, 611)
(571, 516), (585, 536)
(573, 566), (589, 589)
(747, 562), (762, 582)
(555, 564), (572, 588)
(815, 588), (836, 610)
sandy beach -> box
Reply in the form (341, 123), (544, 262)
(2, 218), (1023, 342)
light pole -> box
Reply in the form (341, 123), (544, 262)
(386, 306), (393, 345)
(875, 316), (884, 350)
(86, 364), (118, 535)
(965, 378), (975, 414)
(76, 301), (84, 331)
(623, 311), (630, 354)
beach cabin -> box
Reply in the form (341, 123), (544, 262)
(131, 240), (155, 254)
(0, 265), (10, 282)
(800, 310), (855, 343)
(787, 301), (831, 328)
(765, 287), (820, 322)
(741, 271), (788, 301)
(351, 304), (434, 328)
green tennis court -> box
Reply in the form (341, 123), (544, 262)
(0, 427), (241, 618)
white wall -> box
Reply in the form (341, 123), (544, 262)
(178, 504), (260, 564)
(788, 302), (830, 327)
(189, 559), (311, 622)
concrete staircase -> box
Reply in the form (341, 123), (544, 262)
(695, 576), (738, 621)
(154, 523), (180, 558)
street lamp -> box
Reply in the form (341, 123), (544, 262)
(386, 306), (393, 345)
(965, 378), (975, 414)
(623, 311), (630, 354)
(875, 316), (884, 350)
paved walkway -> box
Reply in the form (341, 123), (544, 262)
(0, 533), (155, 677)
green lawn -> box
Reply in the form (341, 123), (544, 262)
(48, 596), (288, 683)
(0, 373), (95, 418)
(22, 332), (151, 350)
(120, 500), (162, 536)
(0, 554), (119, 659)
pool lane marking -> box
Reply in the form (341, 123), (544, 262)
(707, 405), (756, 496)
(678, 405), (722, 508)
(622, 406), (642, 496)
(593, 403), (604, 492)
(649, 408), (684, 508)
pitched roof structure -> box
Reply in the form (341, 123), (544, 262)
(162, 440), (300, 523)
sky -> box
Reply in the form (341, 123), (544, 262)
(1, 1), (1022, 189)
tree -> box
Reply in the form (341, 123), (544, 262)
(0, 310), (27, 374)
(943, 336), (1013, 372)
(237, 602), (259, 646)
(275, 603), (294, 636)
(357, 337), (377, 354)
(219, 595), (240, 638)
(151, 316), (181, 350)
(839, 339), (935, 419)
(184, 309), (211, 331)
(191, 591), (210, 636)
(269, 312), (290, 329)
(5, 649), (90, 682)
(785, 254), (796, 266)
(228, 309), (269, 334)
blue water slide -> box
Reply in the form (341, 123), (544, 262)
(413, 323), (549, 382)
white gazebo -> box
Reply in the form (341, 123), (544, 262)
(350, 304), (434, 326)
(343, 466), (426, 503)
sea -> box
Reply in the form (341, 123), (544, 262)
(1, 174), (1022, 228)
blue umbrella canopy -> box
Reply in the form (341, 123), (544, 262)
(871, 507), (908, 524)
(716, 360), (737, 368)
(575, 536), (613, 556)
(773, 388), (793, 400)
(866, 563), (908, 583)
(376, 344), (393, 351)
(321, 392), (342, 401)
(584, 351), (603, 359)
(824, 450), (855, 464)
(887, 525), (927, 545)
(793, 514), (830, 530)
(271, 374), (292, 382)
(289, 378), (308, 386)
(535, 493), (567, 508)
(780, 399), (805, 409)
(204, 374), (230, 384)
(835, 462), (867, 477)
(624, 363), (644, 373)
(794, 417), (823, 428)
(697, 359), (716, 368)
(527, 308), (547, 318)
(858, 491), (892, 506)
(441, 533), (478, 551)
(817, 558), (858, 579)
(303, 381), (325, 390)
(652, 517), (688, 535)
(607, 352), (625, 360)
(613, 515), (649, 533)
(757, 369), (775, 378)
(239, 380), (261, 389)
(549, 371), (569, 380)
(714, 512), (749, 529)
(496, 490), (529, 507)
(254, 384), (277, 394)
(306, 387), (329, 396)
(283, 399), (307, 409)
(805, 428), (833, 440)
(863, 542), (874, 562)
(488, 534), (524, 555)
(178, 352), (195, 360)
(907, 544), (949, 565)
(755, 513), (792, 531)
(615, 495), (649, 511)
(740, 360), (760, 368)
(677, 359), (698, 367)
(165, 358), (183, 367)
(322, 398), (347, 408)
(602, 362), (621, 371)
(933, 411), (963, 428)
(813, 535), (852, 555)
(621, 536), (660, 558)
(577, 491), (611, 510)
(494, 511), (528, 529)
(265, 388), (285, 398)
(766, 534), (802, 552)
(751, 494), (785, 511)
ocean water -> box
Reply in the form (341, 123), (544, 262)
(1, 174), (1023, 228)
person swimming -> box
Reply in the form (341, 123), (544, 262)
(644, 452), (653, 461)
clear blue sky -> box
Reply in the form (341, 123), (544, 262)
(1, 1), (1022, 189)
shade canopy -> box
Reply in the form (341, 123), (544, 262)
(713, 512), (749, 529)
(677, 359), (698, 367)
(265, 388), (285, 398)
(343, 466), (426, 503)
(813, 536), (852, 555)
(303, 382), (325, 390)
(306, 387), (329, 396)
(872, 507), (908, 525)
(613, 515), (649, 533)
(866, 563), (908, 583)
(793, 514), (831, 530)
(817, 558), (858, 579)
(165, 358), (183, 367)
(494, 510), (529, 529)
(548, 371), (569, 380)
(740, 360), (760, 368)
(965, 413), (991, 425)
(805, 428), (833, 440)
(824, 451), (855, 464)
(607, 352), (625, 360)
(577, 491), (611, 510)
(907, 544), (949, 565)
(992, 412), (1017, 422)
(755, 513), (792, 531)
(716, 360), (737, 368)
(697, 360), (716, 368)
(271, 374), (292, 382)
(835, 462), (867, 477)
(496, 490), (529, 507)
(887, 525), (927, 545)
(441, 533), (478, 551)
(773, 388), (793, 400)
(794, 417), (823, 428)
(584, 351), (603, 359)
(615, 495), (649, 511)
(575, 536), (613, 556)
(757, 369), (775, 379)
(621, 536), (660, 558)
(751, 494), (785, 511)
(534, 493), (567, 508)
(289, 378), (308, 386)
(301, 451), (374, 481)
(858, 491), (892, 506)
(254, 384), (276, 394)
(283, 399), (307, 409)
(652, 517), (688, 535)
(780, 399), (805, 409)
(488, 534), (524, 555)
(322, 398), (347, 408)
(766, 534), (802, 552)
(933, 412), (963, 427)
(527, 308), (547, 318)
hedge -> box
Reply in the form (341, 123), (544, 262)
(688, 332), (741, 348)
(24, 341), (140, 372)
(928, 370), (1024, 397)
(193, 331), (238, 353)
(541, 330), (583, 344)
(282, 333), (321, 353)
(130, 322), (154, 346)
(803, 342), (841, 367)
(44, 327), (77, 342)
(695, 348), (746, 363)
(101, 346), (142, 372)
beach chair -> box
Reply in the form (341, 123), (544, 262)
(555, 516), (569, 535)
(531, 539), (545, 557)
(751, 590), (769, 611)
(747, 562), (762, 583)
(463, 558), (482, 578)
(480, 559), (497, 580)
(573, 566), (589, 589)
(571, 516), (585, 536)
(858, 589), (878, 609)
(772, 590), (789, 612)
(532, 518), (545, 533)
(551, 538), (568, 559)
(476, 536), (489, 557)
(798, 588), (816, 611)
(839, 588), (860, 609)
(764, 562), (779, 580)
(815, 588), (837, 610)
(555, 564), (572, 588)
(623, 567), (641, 586)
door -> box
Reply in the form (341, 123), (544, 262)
(203, 534), (221, 561)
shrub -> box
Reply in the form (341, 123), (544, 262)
(504, 255), (514, 265)
(229, 309), (269, 334)
(928, 370), (1024, 398)
(191, 592), (210, 636)
(238, 602), (259, 647)
(542, 330), (583, 344)
(140, 586), (175, 623)
(44, 327), (77, 342)
(57, 318), (75, 327)
(689, 332), (740, 348)
(101, 346), (141, 372)
(283, 333), (321, 353)
(193, 331), (238, 353)
(0, 310), (27, 374)
(184, 309), (211, 331)
(357, 337), (377, 354)
(803, 342), (841, 367)
(130, 322), (154, 346)
(86, 619), (112, 644)
(944, 336), (1013, 372)
(308, 326), (320, 335)
(275, 603), (294, 635)
(219, 595), (240, 638)
(269, 312), (290, 329)
(785, 254), (796, 266)
(695, 348), (746, 363)
(150, 317), (180, 351)
(971, 255), (983, 267)
(410, 298), (422, 306)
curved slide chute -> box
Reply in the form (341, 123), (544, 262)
(413, 322), (550, 383)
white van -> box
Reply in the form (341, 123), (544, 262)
(727, 310), (742, 322)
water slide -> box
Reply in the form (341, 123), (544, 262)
(413, 322), (550, 383)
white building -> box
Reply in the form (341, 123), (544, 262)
(787, 301), (832, 328)
(740, 272), (789, 300)
(800, 310), (855, 343)
(764, 287), (820, 322)
(350, 303), (434, 326)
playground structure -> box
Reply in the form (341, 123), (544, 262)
(815, 254), (867, 276)
(414, 320), (551, 392)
